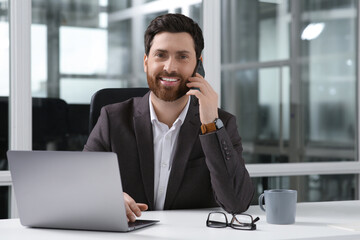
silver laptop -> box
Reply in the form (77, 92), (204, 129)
(7, 150), (159, 232)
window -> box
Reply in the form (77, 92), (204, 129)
(221, 0), (359, 203)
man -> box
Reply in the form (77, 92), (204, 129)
(84, 13), (254, 222)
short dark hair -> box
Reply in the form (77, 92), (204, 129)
(144, 13), (204, 59)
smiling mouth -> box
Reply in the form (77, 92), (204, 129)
(160, 77), (179, 82)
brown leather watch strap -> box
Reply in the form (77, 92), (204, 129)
(201, 122), (217, 134)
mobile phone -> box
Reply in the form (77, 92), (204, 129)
(194, 59), (205, 78)
(191, 59), (205, 91)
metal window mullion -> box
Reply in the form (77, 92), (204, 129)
(203, 0), (221, 104)
(221, 59), (291, 71)
(289, 0), (301, 164)
(279, 65), (284, 153)
(9, 0), (32, 218)
(247, 162), (360, 178)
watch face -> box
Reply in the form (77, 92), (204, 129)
(215, 118), (224, 129)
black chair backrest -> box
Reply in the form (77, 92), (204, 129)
(0, 97), (69, 151)
(89, 88), (149, 134)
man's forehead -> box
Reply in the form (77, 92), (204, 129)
(150, 32), (196, 54)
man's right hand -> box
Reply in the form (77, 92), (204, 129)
(123, 192), (148, 222)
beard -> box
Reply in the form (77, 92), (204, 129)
(147, 71), (190, 102)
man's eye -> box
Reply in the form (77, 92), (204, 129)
(179, 55), (188, 59)
(156, 53), (165, 58)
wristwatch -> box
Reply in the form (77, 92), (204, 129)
(201, 118), (224, 134)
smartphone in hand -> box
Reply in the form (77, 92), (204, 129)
(191, 59), (205, 91)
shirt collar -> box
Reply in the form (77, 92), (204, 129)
(149, 93), (190, 127)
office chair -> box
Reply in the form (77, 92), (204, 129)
(32, 97), (69, 150)
(0, 97), (69, 153)
(88, 88), (149, 134)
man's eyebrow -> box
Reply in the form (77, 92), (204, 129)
(153, 49), (167, 53)
(153, 49), (191, 54)
(176, 50), (191, 54)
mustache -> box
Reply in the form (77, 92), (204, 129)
(157, 71), (182, 78)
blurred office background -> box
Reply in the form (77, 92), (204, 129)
(0, 0), (358, 218)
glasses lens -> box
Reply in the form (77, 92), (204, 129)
(207, 212), (227, 228)
(231, 214), (254, 230)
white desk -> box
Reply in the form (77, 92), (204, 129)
(1, 201), (360, 240)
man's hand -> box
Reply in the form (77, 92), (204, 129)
(123, 192), (148, 222)
(186, 73), (219, 124)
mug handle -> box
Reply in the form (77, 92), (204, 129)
(259, 193), (266, 212)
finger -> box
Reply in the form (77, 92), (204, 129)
(188, 75), (204, 83)
(137, 203), (149, 211)
(186, 89), (204, 98)
(125, 201), (136, 222)
(188, 76), (213, 93)
(186, 82), (203, 91)
(128, 200), (142, 217)
(124, 193), (138, 222)
(194, 72), (205, 80)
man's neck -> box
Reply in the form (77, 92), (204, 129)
(150, 92), (189, 128)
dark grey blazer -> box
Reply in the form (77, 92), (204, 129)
(84, 92), (254, 213)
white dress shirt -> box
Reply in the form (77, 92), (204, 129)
(149, 94), (190, 210)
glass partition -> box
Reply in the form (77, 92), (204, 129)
(221, 0), (357, 162)
(252, 174), (357, 204)
(221, 0), (358, 202)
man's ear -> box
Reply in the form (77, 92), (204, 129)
(143, 54), (148, 73)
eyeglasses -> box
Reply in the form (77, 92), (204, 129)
(206, 212), (260, 230)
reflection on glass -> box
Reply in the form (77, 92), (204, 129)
(221, 0), (290, 64)
(258, 68), (280, 142)
(221, 67), (290, 145)
(0, 22), (9, 97)
(60, 78), (126, 104)
(221, 0), (357, 164)
(251, 174), (357, 204)
(301, 2), (357, 149)
(31, 24), (47, 98)
(108, 19), (131, 77)
(60, 27), (107, 75)
(108, 0), (131, 13)
(189, 3), (203, 28)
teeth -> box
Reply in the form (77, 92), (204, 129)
(161, 77), (178, 82)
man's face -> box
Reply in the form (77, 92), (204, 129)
(144, 32), (197, 102)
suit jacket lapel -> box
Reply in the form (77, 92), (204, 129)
(164, 96), (201, 209)
(133, 92), (155, 210)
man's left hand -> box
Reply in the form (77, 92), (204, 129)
(186, 73), (219, 124)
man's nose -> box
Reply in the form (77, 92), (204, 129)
(164, 58), (178, 73)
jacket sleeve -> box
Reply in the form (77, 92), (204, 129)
(199, 115), (254, 214)
(83, 107), (111, 152)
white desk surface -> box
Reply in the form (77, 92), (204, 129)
(1, 200), (360, 240)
